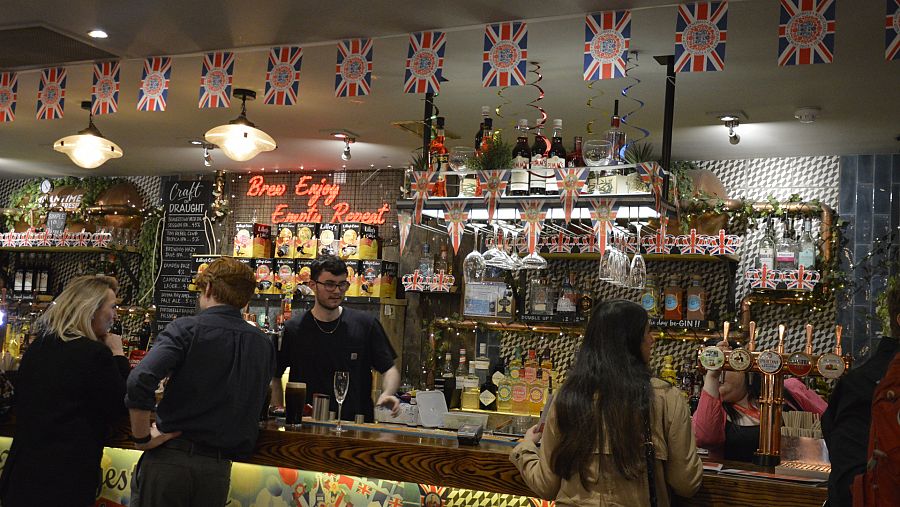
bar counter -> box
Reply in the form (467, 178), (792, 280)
(2, 418), (827, 506)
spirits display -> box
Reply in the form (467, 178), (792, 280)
(474, 342), (490, 384)
(798, 218), (816, 268)
(529, 122), (548, 195)
(544, 119), (566, 195)
(495, 362), (513, 412)
(685, 275), (707, 320)
(528, 277), (555, 315)
(663, 277), (684, 320)
(555, 271), (578, 317)
(604, 100), (626, 166)
(429, 116), (449, 197)
(479, 365), (499, 411)
(474, 105), (491, 150)
(478, 117), (494, 155)
(758, 218), (776, 270)
(660, 355), (677, 386)
(510, 119), (531, 196)
(775, 220), (798, 270)
(640, 276), (661, 317)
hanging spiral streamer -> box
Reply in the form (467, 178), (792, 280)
(585, 80), (608, 136)
(526, 61), (548, 130)
(619, 52), (651, 158)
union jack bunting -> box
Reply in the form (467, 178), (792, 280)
(548, 231), (573, 254)
(642, 217), (676, 254)
(429, 270), (455, 292)
(418, 484), (449, 506)
(265, 46), (303, 105)
(677, 229), (708, 255)
(137, 57), (172, 112)
(370, 490), (404, 507)
(590, 198), (617, 257)
(529, 499), (556, 507)
(478, 170), (509, 223)
(520, 200), (547, 255)
(637, 162), (666, 212)
(91, 61), (120, 115)
(355, 482), (373, 496)
(555, 167), (589, 223)
(706, 229), (742, 255)
(885, 0), (900, 61)
(335, 39), (373, 97)
(579, 230), (601, 253)
(785, 266), (821, 291)
(398, 210), (412, 255)
(410, 171), (435, 224)
(198, 52), (234, 108)
(482, 22), (528, 87)
(444, 202), (468, 254)
(404, 31), (446, 94)
(674, 2), (729, 72)
(0, 72), (17, 122)
(778, 0), (836, 66)
(747, 265), (779, 290)
(584, 10), (631, 81)
(36, 67), (66, 120)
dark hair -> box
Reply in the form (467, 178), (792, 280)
(311, 255), (348, 281)
(888, 283), (900, 337)
(550, 299), (650, 487)
(194, 257), (255, 308)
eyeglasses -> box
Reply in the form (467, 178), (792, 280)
(313, 280), (351, 292)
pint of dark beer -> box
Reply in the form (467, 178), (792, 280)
(285, 382), (307, 427)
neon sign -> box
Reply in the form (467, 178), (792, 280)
(245, 175), (391, 225)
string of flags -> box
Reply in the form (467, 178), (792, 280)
(0, 1), (897, 123)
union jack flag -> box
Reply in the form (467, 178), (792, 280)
(549, 231), (573, 254)
(404, 31), (446, 94)
(410, 170), (434, 224)
(39, 230), (54, 247)
(643, 217), (676, 254)
(590, 198), (617, 257)
(335, 39), (373, 97)
(579, 230), (601, 253)
(198, 52), (234, 108)
(0, 72), (16, 122)
(355, 482), (373, 496)
(402, 271), (426, 292)
(92, 231), (112, 248)
(370, 490), (402, 507)
(674, 2), (729, 72)
(747, 265), (779, 290)
(91, 61), (120, 115)
(429, 270), (454, 292)
(265, 46), (303, 105)
(529, 499), (556, 507)
(386, 496), (403, 507)
(785, 266), (820, 291)
(706, 229), (742, 255)
(482, 22), (528, 87)
(444, 202), (468, 254)
(637, 162), (666, 212)
(885, 0), (900, 61)
(418, 484), (449, 507)
(584, 10), (631, 81)
(36, 67), (66, 120)
(478, 170), (509, 223)
(521, 200), (547, 255)
(555, 167), (588, 223)
(778, 0), (836, 66)
(677, 229), (708, 255)
(137, 57), (172, 112)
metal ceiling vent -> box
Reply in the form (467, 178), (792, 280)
(0, 25), (118, 70)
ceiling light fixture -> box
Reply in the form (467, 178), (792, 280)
(53, 100), (123, 168)
(204, 88), (276, 162)
(341, 137), (355, 161)
(794, 107), (820, 124)
(203, 145), (213, 167)
(87, 29), (108, 39)
(723, 118), (741, 145)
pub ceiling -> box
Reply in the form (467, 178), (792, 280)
(0, 0), (897, 178)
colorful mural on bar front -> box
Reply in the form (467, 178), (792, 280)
(243, 174), (392, 225)
(0, 438), (552, 506)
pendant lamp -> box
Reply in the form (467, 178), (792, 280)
(53, 101), (123, 169)
(204, 88), (276, 162)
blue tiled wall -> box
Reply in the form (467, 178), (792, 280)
(837, 154), (900, 357)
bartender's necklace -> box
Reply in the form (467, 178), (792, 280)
(312, 307), (343, 334)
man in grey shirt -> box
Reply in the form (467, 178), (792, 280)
(126, 257), (275, 507)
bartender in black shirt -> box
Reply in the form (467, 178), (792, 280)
(274, 255), (400, 422)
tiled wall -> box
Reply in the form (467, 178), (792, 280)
(838, 154), (900, 357)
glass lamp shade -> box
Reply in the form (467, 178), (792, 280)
(53, 133), (123, 169)
(204, 123), (276, 162)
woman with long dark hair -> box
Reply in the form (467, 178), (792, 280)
(693, 339), (827, 462)
(510, 300), (702, 506)
(0, 275), (129, 507)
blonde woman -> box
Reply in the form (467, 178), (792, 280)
(0, 275), (130, 507)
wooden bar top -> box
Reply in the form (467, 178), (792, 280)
(0, 418), (828, 506)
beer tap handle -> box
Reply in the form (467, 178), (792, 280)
(748, 321), (757, 352)
(805, 323), (814, 355)
(777, 324), (785, 354)
(835, 325), (843, 355)
(723, 321), (730, 344)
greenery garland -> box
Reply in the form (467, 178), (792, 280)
(4, 176), (127, 229)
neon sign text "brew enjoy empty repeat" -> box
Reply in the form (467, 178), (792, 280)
(245, 175), (391, 225)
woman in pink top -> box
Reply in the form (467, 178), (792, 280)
(692, 340), (828, 462)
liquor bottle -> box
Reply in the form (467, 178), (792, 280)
(522, 349), (538, 385)
(418, 242), (434, 277)
(680, 354), (696, 400)
(605, 100), (626, 165)
(528, 368), (546, 415)
(540, 346), (555, 390)
(578, 290), (594, 321)
(37, 254), (50, 294)
(758, 219), (776, 270)
(23, 253), (35, 296)
(663, 277), (684, 320)
(798, 218), (816, 269)
(510, 119), (531, 196)
(508, 346), (523, 381)
(461, 362), (480, 410)
(434, 244), (450, 276)
(640, 276), (661, 317)
(660, 355), (677, 386)
(479, 117), (494, 155)
(685, 275), (707, 320)
(544, 119), (566, 195)
(479, 365), (499, 411)
(510, 370), (528, 414)
(566, 136), (586, 167)
(429, 116), (449, 197)
(436, 352), (455, 408)
(775, 220), (797, 271)
(474, 105), (491, 151)
(529, 123), (548, 195)
(528, 276), (555, 315)
(138, 313), (153, 350)
(12, 254), (25, 299)
(452, 348), (467, 409)
(474, 342), (490, 385)
(495, 362), (513, 412)
(555, 271), (578, 317)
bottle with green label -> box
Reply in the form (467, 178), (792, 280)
(495, 361), (512, 412)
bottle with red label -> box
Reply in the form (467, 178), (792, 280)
(544, 119), (566, 195)
(429, 116), (449, 197)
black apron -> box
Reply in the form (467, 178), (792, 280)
(724, 421), (761, 462)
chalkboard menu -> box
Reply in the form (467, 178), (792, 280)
(153, 180), (214, 337)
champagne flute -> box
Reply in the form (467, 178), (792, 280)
(333, 371), (350, 433)
(629, 221), (647, 289)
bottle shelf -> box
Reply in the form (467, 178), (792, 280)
(248, 294), (407, 306)
(541, 252), (739, 262)
(0, 246), (140, 254)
